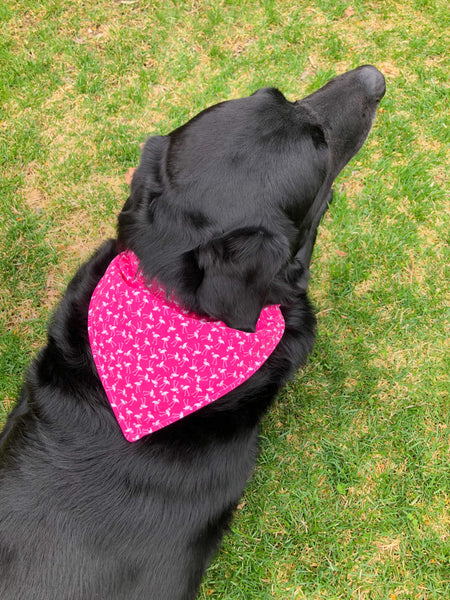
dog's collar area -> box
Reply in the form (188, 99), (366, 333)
(88, 251), (285, 441)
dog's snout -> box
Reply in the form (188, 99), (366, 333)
(358, 65), (386, 102)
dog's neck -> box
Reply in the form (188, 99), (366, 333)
(88, 251), (286, 441)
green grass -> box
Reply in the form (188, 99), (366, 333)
(1, 1), (448, 598)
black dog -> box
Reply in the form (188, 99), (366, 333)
(0, 66), (385, 600)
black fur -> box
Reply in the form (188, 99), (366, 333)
(0, 66), (384, 600)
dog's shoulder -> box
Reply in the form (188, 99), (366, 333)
(0, 240), (118, 452)
(43, 239), (118, 369)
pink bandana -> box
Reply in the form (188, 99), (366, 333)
(88, 251), (285, 441)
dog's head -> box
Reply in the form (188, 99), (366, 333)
(118, 66), (385, 331)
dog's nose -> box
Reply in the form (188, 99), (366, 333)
(358, 65), (386, 102)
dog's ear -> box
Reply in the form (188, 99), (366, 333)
(195, 228), (289, 332)
(118, 136), (169, 249)
(121, 136), (169, 213)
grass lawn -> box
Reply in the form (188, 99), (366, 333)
(0, 1), (448, 598)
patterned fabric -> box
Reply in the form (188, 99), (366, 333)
(88, 251), (285, 441)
